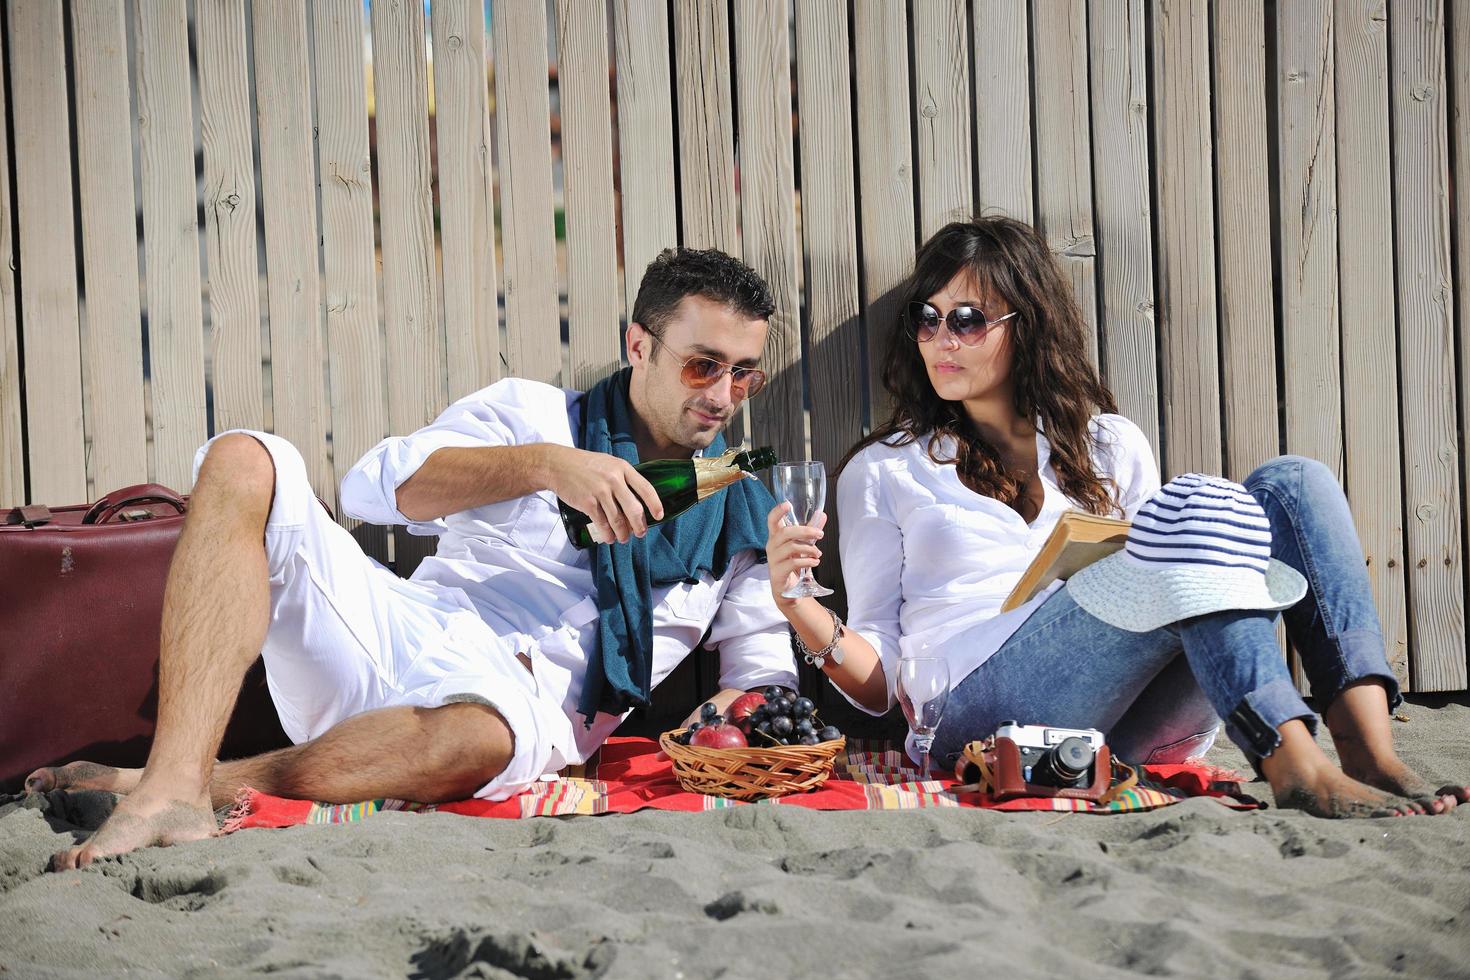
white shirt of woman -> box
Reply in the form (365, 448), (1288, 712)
(834, 414), (1160, 716)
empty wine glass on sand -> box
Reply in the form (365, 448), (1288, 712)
(896, 657), (950, 780)
(772, 461), (835, 599)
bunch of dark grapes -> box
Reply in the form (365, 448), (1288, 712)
(672, 687), (843, 747)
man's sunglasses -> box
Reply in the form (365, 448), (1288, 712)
(648, 332), (768, 397)
(904, 301), (1018, 346)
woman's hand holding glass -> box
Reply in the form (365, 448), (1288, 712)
(764, 503), (828, 607)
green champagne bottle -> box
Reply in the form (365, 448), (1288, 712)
(559, 446), (779, 548)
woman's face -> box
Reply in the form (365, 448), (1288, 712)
(915, 268), (1016, 408)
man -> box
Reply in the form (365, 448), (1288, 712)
(34, 248), (798, 869)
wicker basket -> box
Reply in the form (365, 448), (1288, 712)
(659, 729), (846, 800)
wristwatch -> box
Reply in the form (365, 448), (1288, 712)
(795, 607), (845, 668)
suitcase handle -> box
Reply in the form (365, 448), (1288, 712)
(83, 484), (187, 525)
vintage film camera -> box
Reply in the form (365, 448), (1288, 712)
(955, 721), (1114, 803)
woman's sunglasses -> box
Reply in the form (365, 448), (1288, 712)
(648, 333), (768, 398)
(904, 301), (1018, 346)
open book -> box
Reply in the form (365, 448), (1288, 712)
(1000, 510), (1131, 612)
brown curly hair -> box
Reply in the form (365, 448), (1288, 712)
(844, 217), (1122, 517)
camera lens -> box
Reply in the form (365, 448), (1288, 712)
(1050, 737), (1093, 782)
(1034, 736), (1093, 787)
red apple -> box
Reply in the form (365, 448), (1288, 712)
(726, 692), (767, 731)
(691, 723), (748, 749)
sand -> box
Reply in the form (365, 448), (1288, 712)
(2, 697), (1468, 979)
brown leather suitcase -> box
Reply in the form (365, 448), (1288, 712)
(0, 483), (289, 793)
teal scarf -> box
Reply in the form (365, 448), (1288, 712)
(576, 368), (776, 722)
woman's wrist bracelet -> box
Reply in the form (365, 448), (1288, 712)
(793, 606), (845, 668)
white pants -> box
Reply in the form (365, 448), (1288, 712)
(194, 431), (563, 800)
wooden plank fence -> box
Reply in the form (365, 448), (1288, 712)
(1, 0), (1467, 696)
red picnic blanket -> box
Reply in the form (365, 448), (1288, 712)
(225, 737), (1260, 830)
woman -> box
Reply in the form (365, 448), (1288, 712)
(766, 216), (1466, 818)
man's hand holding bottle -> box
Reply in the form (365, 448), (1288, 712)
(541, 446), (665, 545)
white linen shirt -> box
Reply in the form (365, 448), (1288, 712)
(340, 378), (798, 765)
(835, 414), (1160, 715)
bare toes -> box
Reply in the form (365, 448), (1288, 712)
(25, 761), (130, 795)
(50, 847), (82, 872)
(24, 768), (59, 793)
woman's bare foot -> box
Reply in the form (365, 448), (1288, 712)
(1338, 755), (1468, 815)
(1260, 718), (1426, 818)
(25, 761), (142, 796)
(49, 782), (216, 871)
(1323, 682), (1467, 814)
(1271, 762), (1424, 818)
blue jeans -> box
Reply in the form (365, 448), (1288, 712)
(930, 456), (1403, 770)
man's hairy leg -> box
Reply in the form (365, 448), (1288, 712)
(208, 702), (515, 807)
(50, 434), (275, 871)
(33, 703), (515, 810)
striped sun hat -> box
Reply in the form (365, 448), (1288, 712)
(1065, 474), (1307, 633)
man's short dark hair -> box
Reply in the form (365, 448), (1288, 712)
(630, 248), (776, 338)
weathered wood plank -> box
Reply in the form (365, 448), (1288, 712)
(492, 0), (561, 384)
(1149, 0), (1220, 479)
(0, 12), (24, 505)
(911, 0), (972, 238)
(1390, 0), (1465, 691)
(1031, 0), (1098, 362)
(612, 0), (678, 320)
(672, 0), (739, 254)
(1088, 0), (1157, 453)
(797, 0), (863, 602)
(196, 0), (263, 437)
(852, 0), (915, 429)
(973, 0), (1033, 223)
(1452, 0), (1470, 691)
(135, 0), (208, 491)
(1332, 0), (1409, 686)
(10, 0), (86, 501)
(671, 0), (743, 443)
(434, 0), (500, 399)
(733, 0), (802, 467)
(71, 0), (147, 494)
(556, 0), (622, 392)
(371, 0), (445, 427)
(1277, 0), (1343, 477)
(796, 0), (862, 476)
(1211, 1), (1280, 481)
(372, 0), (444, 573)
(252, 0), (330, 500)
(314, 0), (388, 562)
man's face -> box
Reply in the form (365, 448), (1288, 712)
(627, 295), (768, 453)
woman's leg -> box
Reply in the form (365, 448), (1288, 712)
(1174, 605), (1421, 815)
(1106, 657), (1220, 764)
(1246, 455), (1467, 811)
(938, 586), (1422, 816)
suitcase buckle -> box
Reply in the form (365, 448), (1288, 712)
(3, 504), (52, 527)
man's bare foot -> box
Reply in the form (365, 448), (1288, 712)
(25, 761), (141, 796)
(1340, 757), (1469, 815)
(49, 785), (216, 871)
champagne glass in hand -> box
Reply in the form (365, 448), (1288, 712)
(896, 657), (950, 780)
(772, 461), (835, 599)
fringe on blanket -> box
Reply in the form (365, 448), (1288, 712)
(221, 785), (257, 835)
